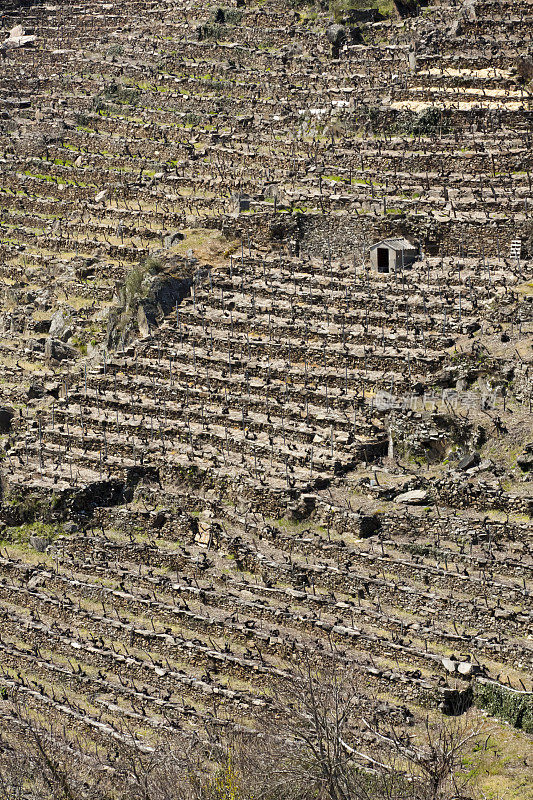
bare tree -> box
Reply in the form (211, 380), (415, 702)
(0, 678), (483, 800)
(0, 739), (26, 800)
(0, 700), (113, 800)
(228, 654), (482, 800)
(226, 653), (387, 800)
(365, 715), (483, 800)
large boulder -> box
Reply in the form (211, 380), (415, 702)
(29, 535), (48, 553)
(288, 493), (317, 521)
(137, 304), (151, 338)
(45, 338), (78, 362)
(326, 24), (347, 47)
(516, 56), (533, 84)
(457, 662), (483, 678)
(106, 264), (193, 350)
(27, 382), (44, 400)
(442, 657), (458, 674)
(0, 24), (36, 51)
(49, 307), (74, 341)
(33, 318), (51, 334)
(325, 23), (363, 52)
(164, 231), (185, 249)
(457, 452), (480, 471)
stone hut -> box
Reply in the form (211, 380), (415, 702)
(231, 193), (251, 214)
(369, 238), (419, 273)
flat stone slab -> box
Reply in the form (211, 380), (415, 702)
(393, 489), (430, 505)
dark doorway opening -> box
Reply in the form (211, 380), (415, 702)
(377, 247), (389, 273)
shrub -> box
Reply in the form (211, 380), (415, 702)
(398, 106), (449, 136)
(212, 7), (243, 24)
(104, 81), (140, 105)
(330, 0), (395, 21)
(106, 43), (124, 57)
(92, 81), (140, 113)
(91, 96), (109, 113)
(199, 23), (226, 40)
(124, 258), (161, 308)
(75, 112), (91, 127)
(474, 682), (533, 733)
(203, 754), (247, 800)
(184, 112), (201, 126)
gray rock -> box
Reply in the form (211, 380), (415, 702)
(448, 19), (463, 37)
(45, 338), (78, 362)
(35, 289), (52, 309)
(27, 382), (45, 400)
(151, 511), (167, 529)
(516, 56), (533, 84)
(107, 270), (192, 350)
(464, 0), (476, 21)
(326, 23), (347, 47)
(63, 522), (79, 534)
(442, 658), (458, 673)
(517, 455), (533, 472)
(33, 319), (51, 334)
(394, 489), (430, 505)
(289, 493), (317, 521)
(137, 304), (151, 338)
(517, 446), (533, 472)
(0, 25), (36, 51)
(458, 452), (480, 471)
(464, 320), (480, 335)
(392, 0), (420, 18)
(457, 662), (476, 677)
(44, 382), (60, 399)
(29, 536), (48, 553)
(164, 231), (185, 249)
(326, 22), (362, 47)
(49, 307), (74, 341)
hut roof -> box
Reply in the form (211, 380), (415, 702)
(368, 238), (417, 252)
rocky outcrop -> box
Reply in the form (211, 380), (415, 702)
(106, 257), (194, 350)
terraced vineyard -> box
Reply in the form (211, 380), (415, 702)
(0, 0), (532, 797)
